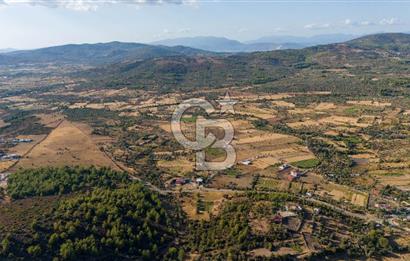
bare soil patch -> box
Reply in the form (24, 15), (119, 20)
(13, 121), (120, 170)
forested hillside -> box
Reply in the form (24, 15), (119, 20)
(0, 42), (212, 66)
(0, 167), (183, 260)
(80, 33), (410, 95)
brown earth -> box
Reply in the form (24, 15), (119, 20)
(13, 120), (121, 171)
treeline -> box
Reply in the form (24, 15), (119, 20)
(7, 166), (129, 199)
(186, 193), (296, 260)
(63, 108), (120, 127)
(2, 184), (182, 260)
(0, 109), (51, 136)
(381, 185), (410, 202)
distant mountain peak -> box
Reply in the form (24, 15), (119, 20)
(152, 36), (302, 53)
(152, 34), (368, 53)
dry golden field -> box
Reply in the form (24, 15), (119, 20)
(13, 121), (120, 170)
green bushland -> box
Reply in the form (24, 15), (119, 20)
(7, 166), (129, 199)
(292, 158), (320, 169)
(2, 183), (181, 260)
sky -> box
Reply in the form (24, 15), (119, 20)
(0, 0), (409, 49)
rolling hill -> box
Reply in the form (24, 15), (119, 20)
(84, 33), (410, 94)
(248, 33), (359, 46)
(347, 33), (410, 53)
(0, 42), (213, 66)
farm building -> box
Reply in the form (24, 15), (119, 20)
(279, 164), (290, 171)
(240, 159), (253, 165)
(1, 154), (21, 161)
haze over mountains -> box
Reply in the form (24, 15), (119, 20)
(0, 49), (17, 54)
(153, 34), (360, 52)
(0, 33), (367, 67)
(152, 36), (289, 52)
(1, 33), (409, 73)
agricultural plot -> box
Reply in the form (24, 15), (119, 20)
(209, 173), (253, 189)
(291, 159), (320, 169)
(346, 100), (391, 107)
(13, 121), (121, 171)
(318, 116), (370, 128)
(256, 178), (289, 191)
(371, 173), (410, 191)
(180, 191), (233, 221)
(234, 103), (277, 120)
(157, 158), (194, 175)
(317, 183), (369, 207)
(158, 115), (317, 171)
(234, 130), (316, 170)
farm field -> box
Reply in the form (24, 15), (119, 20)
(12, 120), (121, 171)
(180, 191), (234, 221)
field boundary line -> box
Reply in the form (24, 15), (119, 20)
(4, 119), (65, 173)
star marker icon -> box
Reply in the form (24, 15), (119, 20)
(217, 92), (237, 114)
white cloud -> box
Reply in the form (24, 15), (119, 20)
(379, 18), (401, 26)
(304, 23), (331, 30)
(359, 21), (374, 26)
(344, 18), (403, 27)
(3, 0), (198, 11)
(343, 19), (375, 27)
(272, 27), (284, 33)
(237, 27), (248, 33)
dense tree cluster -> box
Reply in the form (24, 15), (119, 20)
(64, 108), (120, 127)
(381, 185), (410, 201)
(188, 202), (252, 255)
(7, 166), (129, 199)
(45, 184), (176, 260)
(2, 183), (181, 260)
(187, 194), (293, 260)
(307, 138), (354, 184)
(0, 110), (51, 136)
(355, 229), (392, 257)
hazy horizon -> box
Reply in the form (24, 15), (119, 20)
(2, 31), (410, 51)
(1, 0), (409, 49)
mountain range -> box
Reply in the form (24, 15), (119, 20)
(0, 34), (364, 67)
(152, 34), (360, 52)
(0, 42), (211, 66)
(247, 33), (358, 45)
(152, 36), (302, 52)
(82, 33), (410, 92)
(2, 33), (407, 68)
